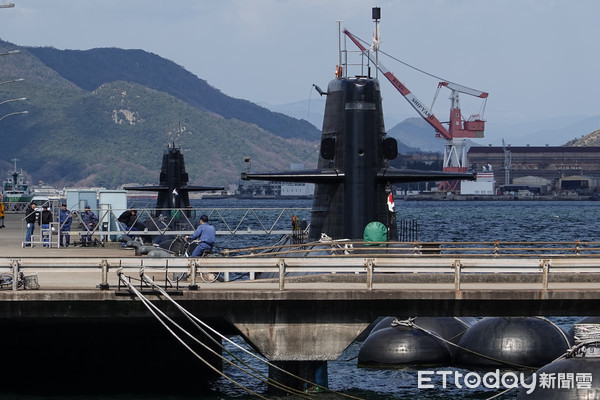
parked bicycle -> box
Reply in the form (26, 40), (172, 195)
(167, 235), (220, 283)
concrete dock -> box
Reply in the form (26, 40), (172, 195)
(3, 211), (600, 392)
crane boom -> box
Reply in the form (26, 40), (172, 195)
(438, 81), (488, 99)
(343, 28), (453, 141)
(343, 22), (489, 193)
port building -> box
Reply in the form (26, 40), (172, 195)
(467, 146), (600, 193)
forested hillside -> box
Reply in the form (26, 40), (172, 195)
(0, 40), (320, 188)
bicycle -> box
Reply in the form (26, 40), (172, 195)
(168, 235), (221, 283)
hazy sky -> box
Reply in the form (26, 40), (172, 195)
(1, 0), (599, 129)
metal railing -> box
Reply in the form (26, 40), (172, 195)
(15, 204), (313, 239)
(222, 239), (600, 257)
(3, 243), (600, 291)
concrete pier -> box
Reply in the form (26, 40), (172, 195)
(4, 213), (600, 392)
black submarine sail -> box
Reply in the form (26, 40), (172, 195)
(125, 143), (224, 217)
(243, 11), (474, 241)
(242, 76), (474, 241)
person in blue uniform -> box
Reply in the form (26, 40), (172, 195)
(81, 205), (98, 246)
(185, 214), (215, 257)
(58, 204), (72, 247)
(0, 194), (5, 229)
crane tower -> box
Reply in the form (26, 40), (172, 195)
(343, 9), (488, 192)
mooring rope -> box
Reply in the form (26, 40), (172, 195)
(135, 274), (312, 398)
(117, 271), (273, 399)
(125, 270), (365, 399)
(140, 272), (365, 400)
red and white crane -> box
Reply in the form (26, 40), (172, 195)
(343, 26), (488, 192)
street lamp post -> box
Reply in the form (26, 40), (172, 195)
(0, 50), (20, 57)
(0, 97), (26, 106)
(0, 110), (28, 122)
(0, 78), (24, 86)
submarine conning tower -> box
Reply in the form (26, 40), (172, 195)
(241, 74), (475, 242)
(311, 76), (397, 241)
(124, 143), (224, 218)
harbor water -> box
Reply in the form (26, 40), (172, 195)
(6, 199), (599, 400)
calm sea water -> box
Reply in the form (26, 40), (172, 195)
(10, 199), (599, 400)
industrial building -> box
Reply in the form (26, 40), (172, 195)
(467, 146), (600, 193)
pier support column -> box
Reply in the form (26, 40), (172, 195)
(268, 360), (328, 394)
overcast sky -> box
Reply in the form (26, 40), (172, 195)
(1, 0), (599, 131)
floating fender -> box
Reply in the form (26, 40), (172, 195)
(126, 240), (141, 249)
(369, 316), (398, 334)
(455, 317), (570, 369)
(516, 358), (600, 399)
(147, 248), (171, 258)
(117, 235), (132, 243)
(355, 317), (391, 342)
(357, 317), (475, 367)
(136, 245), (157, 256)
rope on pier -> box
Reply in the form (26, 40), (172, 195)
(116, 269), (272, 399)
(139, 271), (366, 400)
(118, 268), (365, 399)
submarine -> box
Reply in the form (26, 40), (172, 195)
(242, 76), (475, 241)
(125, 143), (224, 218)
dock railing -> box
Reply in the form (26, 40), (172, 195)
(15, 204), (313, 244)
(3, 239), (600, 291)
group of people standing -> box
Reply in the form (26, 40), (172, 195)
(20, 202), (216, 254)
(23, 202), (98, 247)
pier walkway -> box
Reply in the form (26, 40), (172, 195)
(2, 212), (600, 311)
(3, 213), (600, 363)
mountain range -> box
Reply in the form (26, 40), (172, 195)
(0, 40), (320, 189)
(1, 38), (598, 191)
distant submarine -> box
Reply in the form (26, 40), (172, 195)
(125, 143), (223, 218)
(242, 76), (475, 241)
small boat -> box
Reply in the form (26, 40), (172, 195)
(2, 160), (34, 203)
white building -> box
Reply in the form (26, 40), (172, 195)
(461, 169), (495, 195)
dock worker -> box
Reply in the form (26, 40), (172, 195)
(118, 208), (140, 231)
(40, 204), (53, 247)
(185, 214), (215, 257)
(0, 193), (5, 228)
(23, 201), (37, 247)
(58, 204), (72, 247)
(80, 205), (98, 247)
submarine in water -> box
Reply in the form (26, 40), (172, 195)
(242, 76), (475, 241)
(125, 143), (224, 218)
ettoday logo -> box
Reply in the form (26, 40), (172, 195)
(418, 369), (594, 394)
(418, 370), (535, 394)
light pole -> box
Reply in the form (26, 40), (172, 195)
(0, 97), (26, 106)
(0, 110), (28, 122)
(0, 50), (20, 57)
(0, 78), (24, 86)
